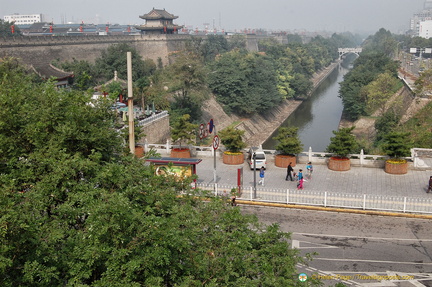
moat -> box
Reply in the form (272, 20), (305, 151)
(262, 65), (349, 152)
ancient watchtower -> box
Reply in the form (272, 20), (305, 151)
(136, 8), (183, 34)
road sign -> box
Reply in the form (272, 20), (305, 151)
(199, 124), (204, 140)
(212, 135), (220, 150)
(208, 119), (214, 134)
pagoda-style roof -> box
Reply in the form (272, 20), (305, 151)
(30, 62), (73, 81)
(94, 71), (127, 91)
(139, 8), (178, 20)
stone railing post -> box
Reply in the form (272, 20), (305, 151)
(360, 149), (364, 166)
(308, 147), (312, 162)
(166, 139), (170, 154)
(144, 139), (149, 153)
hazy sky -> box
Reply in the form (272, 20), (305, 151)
(1, 0), (427, 34)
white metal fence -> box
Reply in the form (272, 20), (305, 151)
(196, 183), (432, 215)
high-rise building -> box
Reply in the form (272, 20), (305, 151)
(4, 14), (43, 25)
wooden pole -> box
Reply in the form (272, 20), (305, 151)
(127, 52), (135, 155)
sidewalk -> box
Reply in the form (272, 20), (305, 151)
(195, 157), (432, 199)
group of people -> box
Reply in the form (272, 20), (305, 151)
(286, 162), (313, 189)
(256, 161), (313, 190)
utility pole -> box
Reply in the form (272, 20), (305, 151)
(253, 152), (256, 198)
(127, 52), (135, 155)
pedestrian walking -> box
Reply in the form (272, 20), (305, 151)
(428, 176), (432, 193)
(286, 162), (294, 181)
(298, 169), (303, 181)
(306, 162), (313, 179)
(297, 177), (304, 190)
(297, 169), (304, 189)
(258, 166), (265, 186)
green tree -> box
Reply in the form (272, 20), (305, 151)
(200, 35), (229, 63)
(374, 110), (401, 143)
(381, 132), (412, 159)
(326, 127), (359, 158)
(273, 127), (303, 155)
(166, 50), (209, 122)
(219, 127), (246, 153)
(364, 72), (400, 115)
(171, 114), (198, 148)
(209, 50), (281, 115)
(94, 43), (156, 83)
(339, 51), (399, 120)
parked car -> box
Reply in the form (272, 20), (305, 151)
(247, 147), (267, 170)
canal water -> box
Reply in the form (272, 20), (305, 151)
(262, 64), (349, 152)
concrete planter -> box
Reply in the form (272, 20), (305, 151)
(223, 152), (244, 165)
(385, 159), (408, 174)
(274, 154), (297, 168)
(328, 156), (350, 171)
(135, 145), (145, 158)
(170, 148), (191, 158)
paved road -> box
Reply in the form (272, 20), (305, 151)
(242, 205), (432, 287)
(196, 157), (432, 198)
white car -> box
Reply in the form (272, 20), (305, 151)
(247, 147), (267, 170)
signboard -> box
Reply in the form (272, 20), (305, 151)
(208, 119), (214, 134)
(199, 124), (205, 140)
(155, 165), (192, 179)
(212, 135), (220, 150)
(410, 48), (418, 54)
(425, 48), (432, 54)
(199, 119), (215, 140)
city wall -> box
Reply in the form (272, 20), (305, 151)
(0, 34), (190, 66)
(0, 34), (261, 66)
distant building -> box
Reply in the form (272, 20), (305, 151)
(419, 20), (432, 38)
(409, 1), (432, 36)
(4, 13), (43, 25)
(136, 8), (182, 34)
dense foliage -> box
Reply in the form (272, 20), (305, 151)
(338, 28), (431, 151)
(394, 102), (432, 148)
(54, 43), (156, 92)
(0, 59), (315, 286)
(208, 50), (281, 115)
(339, 29), (400, 121)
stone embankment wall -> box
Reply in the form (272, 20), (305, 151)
(136, 112), (170, 145)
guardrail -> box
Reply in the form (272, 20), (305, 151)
(197, 183), (432, 215)
(137, 111), (168, 127)
(142, 140), (431, 169)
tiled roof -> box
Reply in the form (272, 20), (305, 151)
(139, 8), (178, 20)
(30, 61), (73, 80)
